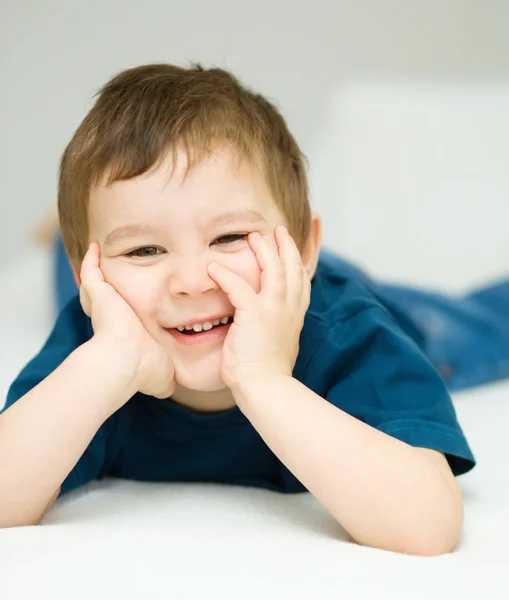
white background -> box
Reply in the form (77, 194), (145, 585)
(1, 0), (509, 289)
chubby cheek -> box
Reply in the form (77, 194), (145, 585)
(100, 260), (160, 323)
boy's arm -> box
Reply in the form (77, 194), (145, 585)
(0, 243), (176, 528)
(207, 227), (466, 556)
(233, 375), (463, 557)
(0, 336), (141, 527)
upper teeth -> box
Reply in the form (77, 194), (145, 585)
(177, 316), (230, 332)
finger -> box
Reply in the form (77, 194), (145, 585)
(275, 226), (305, 299)
(248, 230), (285, 297)
(80, 242), (105, 286)
(79, 243), (104, 317)
(207, 262), (256, 310)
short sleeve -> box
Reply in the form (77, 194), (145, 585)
(311, 306), (475, 476)
(2, 296), (123, 496)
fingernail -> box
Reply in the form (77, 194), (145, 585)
(250, 231), (261, 239)
(208, 262), (217, 272)
(278, 226), (288, 233)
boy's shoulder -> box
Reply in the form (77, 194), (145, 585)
(306, 254), (382, 324)
(3, 295), (92, 412)
(39, 294), (92, 357)
(295, 253), (427, 385)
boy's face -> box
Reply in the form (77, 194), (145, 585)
(87, 148), (299, 393)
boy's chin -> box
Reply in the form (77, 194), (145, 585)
(175, 368), (227, 393)
(167, 346), (226, 390)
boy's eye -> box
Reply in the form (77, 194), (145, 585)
(213, 233), (249, 245)
(125, 246), (163, 257)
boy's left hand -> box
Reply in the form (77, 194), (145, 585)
(207, 226), (311, 392)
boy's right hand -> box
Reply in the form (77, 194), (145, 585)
(79, 243), (176, 400)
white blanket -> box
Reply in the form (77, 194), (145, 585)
(1, 249), (508, 599)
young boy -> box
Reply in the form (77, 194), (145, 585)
(0, 64), (474, 555)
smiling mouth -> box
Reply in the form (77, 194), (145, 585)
(175, 316), (234, 335)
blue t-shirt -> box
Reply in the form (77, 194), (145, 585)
(3, 257), (475, 495)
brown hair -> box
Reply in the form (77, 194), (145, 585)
(58, 63), (311, 266)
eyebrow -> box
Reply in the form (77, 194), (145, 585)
(103, 209), (268, 247)
(103, 223), (160, 248)
(204, 209), (268, 229)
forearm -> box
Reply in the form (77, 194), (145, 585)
(233, 376), (463, 556)
(0, 336), (141, 527)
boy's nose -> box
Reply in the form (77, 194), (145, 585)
(167, 258), (219, 298)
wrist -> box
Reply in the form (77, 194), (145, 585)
(231, 373), (294, 407)
(86, 334), (145, 399)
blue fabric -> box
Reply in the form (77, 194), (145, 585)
(319, 249), (509, 391)
(4, 253), (475, 496)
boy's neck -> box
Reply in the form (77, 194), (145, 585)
(170, 384), (237, 414)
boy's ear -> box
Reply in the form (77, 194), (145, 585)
(71, 264), (82, 288)
(300, 212), (322, 280)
